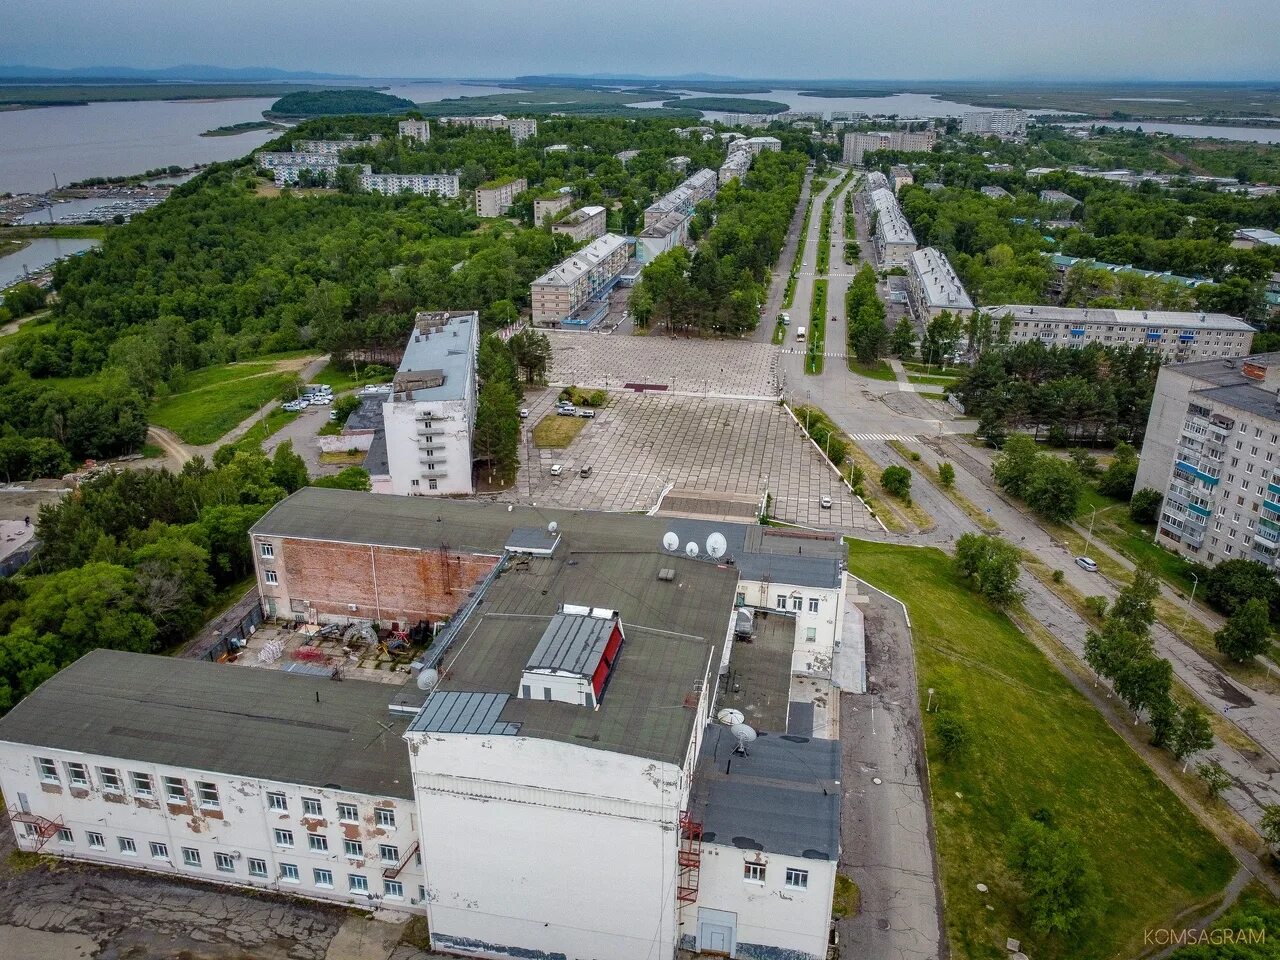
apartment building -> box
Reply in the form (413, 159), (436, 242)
(960, 110), (1029, 138)
(507, 118), (538, 144)
(645, 168), (718, 228)
(380, 311), (480, 497)
(986, 305), (1254, 361)
(908, 247), (974, 322)
(292, 136), (382, 155)
(842, 129), (936, 165)
(397, 119), (431, 143)
(474, 177), (527, 217)
(889, 164), (914, 193)
(530, 233), (633, 327)
(1233, 228), (1280, 250)
(868, 187), (917, 267)
(438, 115), (510, 131)
(731, 136), (783, 158)
(1040, 189), (1079, 208)
(981, 185), (1012, 199)
(1135, 353), (1280, 568)
(636, 210), (691, 264)
(533, 192), (573, 225)
(551, 205), (607, 244)
(254, 151), (342, 184)
(615, 149), (640, 165)
(718, 152), (752, 185)
(359, 172), (459, 198)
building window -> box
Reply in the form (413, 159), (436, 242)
(806, 627), (817, 643)
(785, 867), (809, 889)
(744, 862), (766, 884)
(119, 837), (138, 855)
(349, 874), (369, 894)
(143, 841), (166, 860)
(309, 835), (329, 853)
(267, 792), (287, 811)
(791, 595), (803, 612)
(260, 542), (274, 559)
(410, 479), (419, 487)
(337, 802), (358, 823)
(248, 858), (268, 879)
(264, 570), (279, 585)
(344, 839), (364, 859)
(808, 597), (819, 613)
(419, 885), (426, 902)
(379, 844), (399, 864)
(215, 852), (235, 873)
(182, 847), (200, 867)
(385, 879), (404, 899)
(274, 829), (294, 848)
(131, 772), (154, 797)
(36, 757), (58, 783)
(99, 767), (123, 793)
(87, 832), (105, 850)
(65, 762), (89, 787)
(195, 781), (219, 809)
(775, 595), (786, 610)
(303, 798), (323, 817)
(375, 808), (396, 829)
(314, 868), (334, 888)
(280, 863), (300, 883)
(163, 776), (186, 803)
(57, 828), (74, 844)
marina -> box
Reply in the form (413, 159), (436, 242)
(0, 236), (99, 289)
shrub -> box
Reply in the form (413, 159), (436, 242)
(935, 713), (969, 760)
(881, 465), (912, 501)
(1128, 487), (1163, 525)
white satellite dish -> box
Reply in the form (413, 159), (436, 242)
(685, 542), (699, 558)
(415, 667), (440, 692)
(662, 531), (680, 552)
(547, 521), (558, 534)
(716, 708), (745, 726)
(706, 532), (728, 559)
(731, 723), (758, 756)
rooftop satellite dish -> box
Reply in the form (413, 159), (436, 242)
(685, 542), (699, 558)
(662, 531), (680, 552)
(547, 521), (558, 534)
(717, 708), (745, 726)
(415, 667), (439, 692)
(706, 532), (728, 559)
(731, 723), (757, 756)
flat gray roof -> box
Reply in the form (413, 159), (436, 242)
(690, 725), (841, 859)
(393, 311), (477, 402)
(0, 650), (415, 799)
(1194, 383), (1280, 422)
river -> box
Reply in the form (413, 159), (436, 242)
(1064, 120), (1280, 144)
(625, 89), (1056, 120)
(0, 237), (99, 288)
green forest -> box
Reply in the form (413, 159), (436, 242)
(266, 88), (415, 116)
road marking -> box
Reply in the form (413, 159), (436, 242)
(849, 433), (919, 442)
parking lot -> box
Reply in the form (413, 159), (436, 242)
(546, 331), (780, 398)
(504, 389), (878, 533)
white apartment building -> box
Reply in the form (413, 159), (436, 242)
(530, 233), (633, 327)
(507, 118), (537, 144)
(397, 119), (431, 143)
(842, 129), (936, 165)
(438, 115), (510, 131)
(382, 311), (480, 497)
(533, 192), (573, 225)
(986, 305), (1254, 362)
(908, 247), (974, 322)
(981, 185), (1012, 199)
(255, 152), (344, 185)
(668, 155), (691, 172)
(730, 136), (783, 157)
(889, 164), (914, 193)
(0, 650), (426, 914)
(1135, 353), (1280, 567)
(615, 149), (641, 165)
(474, 177), (527, 217)
(551, 205), (606, 244)
(869, 187), (917, 267)
(719, 152), (752, 185)
(960, 110), (1029, 137)
(359, 172), (459, 198)
(645, 168), (718, 227)
(636, 210), (690, 264)
(293, 136), (382, 155)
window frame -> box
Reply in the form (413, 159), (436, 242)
(337, 802), (358, 823)
(195, 780), (220, 809)
(348, 874), (370, 894)
(37, 757), (58, 783)
(215, 852), (236, 873)
(87, 831), (105, 850)
(309, 834), (330, 853)
(314, 868), (334, 889)
(57, 827), (74, 845)
(130, 772), (154, 798)
(384, 879), (404, 899)
(280, 863), (300, 883)
(99, 767), (124, 794)
(151, 841), (171, 860)
(119, 836), (138, 855)
(274, 828), (295, 848)
(162, 776), (186, 804)
(267, 791), (288, 812)
(247, 858), (268, 879)
(807, 597), (820, 613)
(379, 843), (399, 864)
(303, 797), (323, 817)
(264, 569), (280, 585)
(743, 862), (766, 884)
(182, 847), (201, 867)
(785, 867), (809, 889)
(375, 808), (395, 828)
(260, 542), (275, 559)
(343, 839), (364, 859)
(65, 761), (90, 787)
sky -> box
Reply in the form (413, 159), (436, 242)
(3, 0), (1278, 82)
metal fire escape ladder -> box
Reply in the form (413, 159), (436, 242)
(676, 810), (702, 903)
(7, 809), (64, 852)
(383, 839), (420, 880)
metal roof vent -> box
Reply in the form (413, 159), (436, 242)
(658, 568), (676, 582)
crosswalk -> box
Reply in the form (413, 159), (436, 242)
(849, 433), (919, 443)
(780, 348), (848, 358)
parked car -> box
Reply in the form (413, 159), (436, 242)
(820, 495), (833, 509)
(579, 466), (593, 478)
(557, 406), (577, 417)
(576, 409), (596, 419)
(550, 464), (563, 476)
(1075, 556), (1099, 572)
(311, 395), (331, 405)
(519, 408), (530, 419)
(328, 411), (339, 421)
(779, 312), (791, 325)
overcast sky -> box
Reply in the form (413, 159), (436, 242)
(3, 0), (1276, 81)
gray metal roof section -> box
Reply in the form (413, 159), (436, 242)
(1171, 352), (1280, 390)
(345, 395), (386, 432)
(505, 526), (561, 554)
(362, 427), (389, 477)
(1193, 383), (1280, 422)
(527, 613), (613, 676)
(690, 725), (841, 860)
(407, 691), (520, 735)
(0, 650), (415, 799)
(393, 311), (476, 402)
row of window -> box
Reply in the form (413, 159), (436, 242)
(34, 757), (394, 827)
(40, 828), (407, 898)
(743, 862), (809, 889)
(271, 830), (402, 863)
(772, 595), (822, 614)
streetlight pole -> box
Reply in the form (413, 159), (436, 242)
(1083, 506), (1097, 557)
(1181, 572), (1200, 635)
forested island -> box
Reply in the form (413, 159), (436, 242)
(662, 97), (788, 114)
(265, 88), (416, 117)
(201, 120), (285, 137)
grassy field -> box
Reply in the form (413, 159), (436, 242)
(847, 359), (897, 381)
(805, 279), (827, 375)
(150, 372), (298, 445)
(531, 413), (588, 448)
(311, 358), (394, 394)
(846, 439), (932, 533)
(0, 82), (327, 107)
(907, 374), (959, 388)
(845, 539), (1235, 960)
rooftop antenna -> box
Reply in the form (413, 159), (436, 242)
(731, 723), (757, 757)
(547, 521), (558, 534)
(662, 531), (680, 552)
(685, 541), (699, 559)
(415, 667), (440, 693)
(716, 708), (745, 726)
(705, 532), (728, 560)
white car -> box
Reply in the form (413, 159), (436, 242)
(550, 464), (563, 476)
(1075, 556), (1099, 572)
(520, 408), (530, 419)
(820, 495), (833, 509)
(311, 395), (331, 405)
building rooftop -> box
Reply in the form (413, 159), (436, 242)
(1045, 253), (1207, 288)
(250, 488), (843, 589)
(640, 210), (689, 239)
(527, 612), (616, 676)
(392, 311), (477, 402)
(531, 233), (630, 288)
(344, 393), (388, 433)
(862, 171), (889, 192)
(363, 427), (389, 477)
(1192, 382), (1280, 422)
(1237, 228), (1280, 246)
(986, 304), (1253, 332)
(870, 188), (916, 246)
(477, 175), (524, 191)
(557, 205), (605, 227)
(910, 247), (974, 311)
(689, 725), (841, 859)
(0, 650), (415, 799)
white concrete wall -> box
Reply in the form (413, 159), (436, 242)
(383, 397), (474, 496)
(1135, 366), (1200, 498)
(686, 844), (835, 960)
(737, 579), (844, 676)
(0, 742), (424, 913)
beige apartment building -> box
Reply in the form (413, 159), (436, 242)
(551, 206), (607, 244)
(475, 177), (527, 218)
(533, 193), (573, 225)
(842, 130), (937, 165)
(530, 234), (632, 327)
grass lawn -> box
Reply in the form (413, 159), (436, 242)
(906, 373), (959, 387)
(772, 320), (786, 345)
(846, 439), (933, 532)
(845, 539), (1234, 960)
(150, 371), (298, 445)
(312, 358), (395, 394)
(847, 358), (897, 381)
(532, 413), (588, 448)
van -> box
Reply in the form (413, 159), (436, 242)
(796, 327), (806, 341)
(579, 466), (593, 478)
